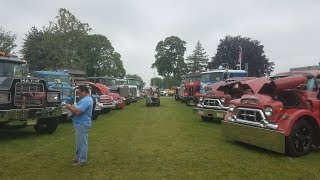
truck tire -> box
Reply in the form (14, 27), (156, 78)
(102, 109), (111, 114)
(92, 111), (99, 120)
(201, 116), (212, 121)
(34, 117), (60, 134)
(286, 120), (315, 156)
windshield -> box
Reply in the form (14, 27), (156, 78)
(0, 62), (24, 77)
(201, 72), (223, 82)
(44, 75), (70, 83)
(116, 80), (126, 85)
(229, 72), (247, 78)
(306, 78), (316, 91)
(127, 79), (139, 86)
(185, 76), (201, 82)
(105, 79), (116, 86)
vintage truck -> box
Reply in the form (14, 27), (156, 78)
(125, 78), (140, 102)
(194, 77), (258, 121)
(182, 72), (201, 105)
(94, 83), (126, 109)
(0, 52), (62, 133)
(222, 71), (320, 156)
(33, 71), (73, 120)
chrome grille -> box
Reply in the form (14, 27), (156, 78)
(129, 87), (137, 96)
(15, 83), (44, 106)
(100, 95), (113, 105)
(203, 98), (220, 107)
(236, 108), (263, 122)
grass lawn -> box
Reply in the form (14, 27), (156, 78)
(0, 97), (320, 179)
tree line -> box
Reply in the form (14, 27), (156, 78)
(151, 36), (274, 88)
(0, 8), (274, 89)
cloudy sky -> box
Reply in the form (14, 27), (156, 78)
(2, 0), (320, 85)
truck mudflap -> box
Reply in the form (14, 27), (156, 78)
(193, 107), (226, 119)
(0, 107), (62, 122)
(222, 121), (286, 154)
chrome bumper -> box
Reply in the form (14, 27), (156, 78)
(0, 107), (62, 126)
(100, 104), (115, 109)
(193, 107), (226, 119)
(222, 121), (285, 154)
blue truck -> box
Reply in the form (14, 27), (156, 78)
(33, 71), (72, 104)
(33, 71), (73, 120)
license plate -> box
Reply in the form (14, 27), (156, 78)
(216, 112), (224, 118)
(27, 118), (37, 125)
(197, 110), (204, 116)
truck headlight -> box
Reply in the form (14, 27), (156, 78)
(199, 97), (203, 102)
(228, 104), (235, 112)
(264, 107), (273, 117)
(0, 92), (10, 103)
(47, 92), (60, 102)
(220, 98), (225, 103)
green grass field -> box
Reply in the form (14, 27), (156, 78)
(1, 97), (320, 179)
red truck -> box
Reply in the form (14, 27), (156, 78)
(222, 71), (320, 156)
(94, 83), (126, 109)
(194, 77), (259, 121)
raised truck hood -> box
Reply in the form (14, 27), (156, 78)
(258, 75), (307, 94)
(217, 77), (270, 94)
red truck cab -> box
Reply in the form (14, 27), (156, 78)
(194, 77), (259, 121)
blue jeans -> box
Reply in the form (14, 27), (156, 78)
(147, 96), (152, 103)
(74, 123), (90, 164)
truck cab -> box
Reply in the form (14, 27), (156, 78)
(183, 72), (201, 106)
(0, 52), (61, 133)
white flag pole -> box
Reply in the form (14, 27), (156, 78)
(238, 46), (242, 70)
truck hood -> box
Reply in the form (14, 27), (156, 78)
(208, 81), (226, 91)
(0, 77), (47, 90)
(259, 75), (307, 94)
(205, 90), (226, 98)
(95, 83), (110, 95)
(109, 92), (121, 100)
(217, 77), (270, 94)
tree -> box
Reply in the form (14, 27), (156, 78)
(21, 27), (46, 71)
(46, 8), (91, 69)
(162, 76), (181, 89)
(0, 27), (17, 53)
(79, 34), (126, 78)
(186, 41), (209, 72)
(47, 8), (91, 34)
(152, 36), (187, 81)
(126, 74), (146, 90)
(150, 77), (163, 87)
(22, 27), (68, 71)
(209, 35), (274, 77)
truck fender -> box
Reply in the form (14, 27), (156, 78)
(277, 109), (320, 136)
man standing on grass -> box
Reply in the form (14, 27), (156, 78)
(65, 85), (93, 167)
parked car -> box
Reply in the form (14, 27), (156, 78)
(160, 89), (169, 96)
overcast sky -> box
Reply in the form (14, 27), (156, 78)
(2, 0), (320, 85)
